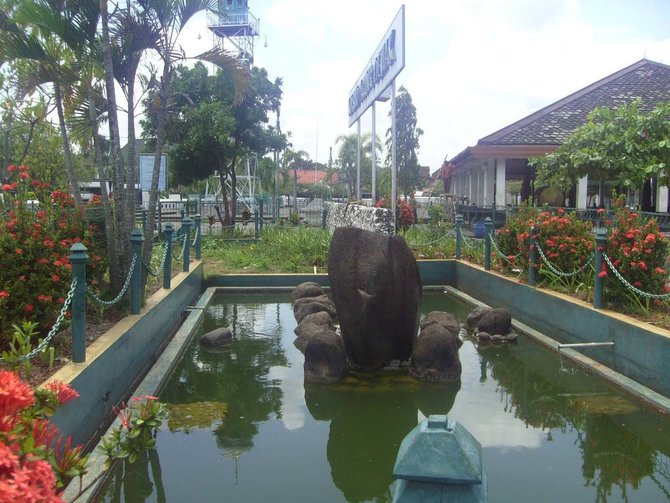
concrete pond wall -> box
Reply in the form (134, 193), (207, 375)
(453, 261), (670, 403)
(48, 262), (204, 447)
(53, 258), (670, 453)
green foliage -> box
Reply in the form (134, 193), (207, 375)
(335, 132), (381, 198)
(493, 204), (594, 293)
(0, 165), (105, 348)
(385, 86), (423, 196)
(202, 227), (331, 273)
(143, 63), (284, 223)
(99, 396), (165, 468)
(0, 321), (39, 376)
(400, 226), (456, 260)
(600, 195), (670, 308)
(426, 203), (445, 227)
(533, 99), (670, 191)
(288, 211), (302, 226)
(376, 196), (415, 230)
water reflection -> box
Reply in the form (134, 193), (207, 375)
(472, 340), (670, 500)
(305, 374), (460, 502)
(95, 294), (670, 503)
(163, 301), (287, 454)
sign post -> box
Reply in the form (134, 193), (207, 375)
(348, 5), (405, 230)
(139, 154), (167, 191)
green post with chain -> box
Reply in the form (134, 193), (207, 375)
(484, 217), (493, 270)
(194, 214), (202, 260)
(163, 224), (173, 289)
(593, 227), (608, 309)
(182, 216), (191, 272)
(455, 214), (463, 259)
(130, 229), (144, 314)
(322, 208), (327, 229)
(69, 243), (88, 363)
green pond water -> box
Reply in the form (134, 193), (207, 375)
(95, 293), (670, 502)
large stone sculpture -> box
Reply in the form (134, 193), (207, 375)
(327, 227), (422, 370)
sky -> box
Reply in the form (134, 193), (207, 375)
(173, 0), (670, 174)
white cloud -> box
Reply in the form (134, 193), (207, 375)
(128, 0), (670, 176)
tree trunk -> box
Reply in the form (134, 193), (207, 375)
(142, 58), (171, 286)
(100, 0), (128, 291)
(124, 54), (140, 244)
(88, 83), (119, 284)
(53, 82), (83, 209)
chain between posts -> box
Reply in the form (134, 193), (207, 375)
(407, 230), (455, 248)
(0, 279), (77, 363)
(86, 255), (137, 306)
(172, 233), (188, 261)
(602, 253), (670, 300)
(535, 242), (595, 278)
(191, 226), (200, 247)
(488, 231), (522, 266)
(456, 226), (483, 250)
(143, 241), (170, 278)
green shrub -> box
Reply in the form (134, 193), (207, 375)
(0, 165), (105, 348)
(601, 196), (670, 307)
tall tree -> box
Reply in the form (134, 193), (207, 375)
(534, 99), (670, 211)
(335, 132), (380, 199)
(386, 86), (423, 197)
(138, 0), (248, 270)
(143, 63), (281, 226)
(0, 1), (98, 208)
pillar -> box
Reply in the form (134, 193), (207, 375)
(577, 175), (588, 209)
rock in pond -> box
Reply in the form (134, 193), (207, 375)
(328, 227), (422, 370)
(304, 330), (348, 383)
(410, 324), (462, 383)
(200, 327), (233, 347)
(292, 282), (325, 302)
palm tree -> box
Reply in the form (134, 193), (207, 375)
(137, 0), (248, 275)
(335, 133), (381, 199)
(0, 2), (98, 208)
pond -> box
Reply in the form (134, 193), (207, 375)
(95, 292), (670, 502)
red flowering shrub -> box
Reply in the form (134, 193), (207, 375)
(0, 166), (106, 348)
(492, 203), (538, 271)
(0, 370), (87, 501)
(375, 197), (415, 230)
(601, 197), (670, 303)
(493, 205), (594, 284)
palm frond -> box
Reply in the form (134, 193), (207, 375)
(194, 47), (249, 105)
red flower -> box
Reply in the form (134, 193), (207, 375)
(0, 371), (35, 419)
(18, 165), (28, 172)
(15, 249), (23, 255)
(113, 403), (133, 429)
(7, 165), (16, 172)
(598, 270), (608, 278)
(24, 304), (34, 313)
(597, 208), (605, 214)
(18, 172), (29, 180)
(44, 381), (79, 405)
(52, 274), (60, 283)
(0, 291), (8, 299)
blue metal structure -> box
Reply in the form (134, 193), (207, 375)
(208, 0), (259, 66)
